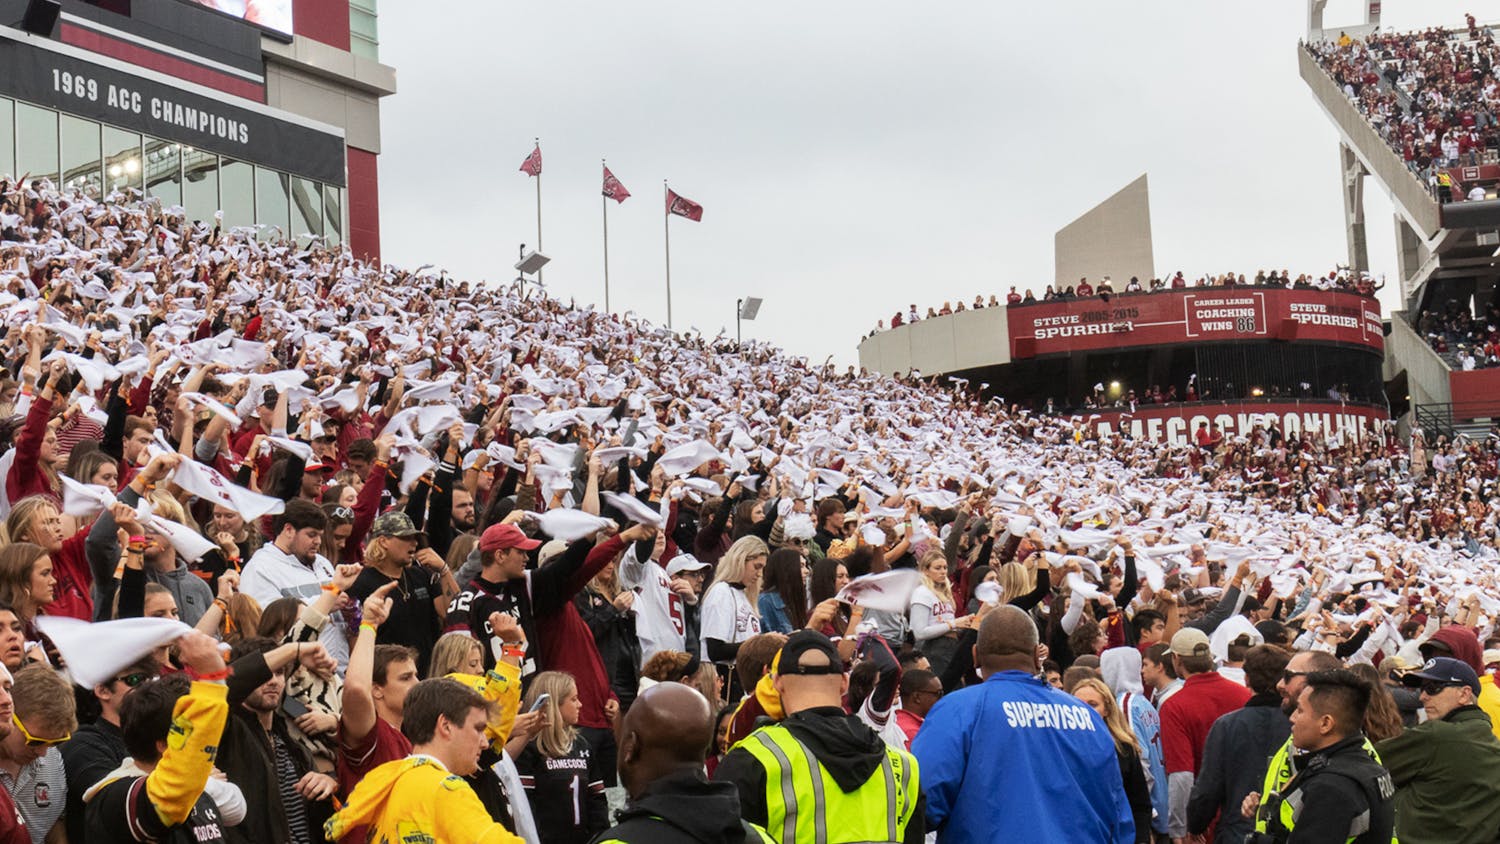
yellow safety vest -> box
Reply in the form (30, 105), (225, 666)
(737, 724), (919, 844)
(1253, 736), (1397, 843)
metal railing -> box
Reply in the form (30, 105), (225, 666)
(1413, 401), (1500, 439)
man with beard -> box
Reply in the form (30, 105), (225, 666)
(218, 637), (340, 844)
(1241, 649), (1356, 832)
(240, 499), (348, 667)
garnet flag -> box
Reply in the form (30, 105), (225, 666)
(519, 144), (542, 177)
(602, 166), (630, 203)
(666, 189), (703, 221)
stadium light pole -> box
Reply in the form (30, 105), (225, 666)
(737, 297), (763, 343)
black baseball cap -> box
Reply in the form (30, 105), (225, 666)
(772, 630), (844, 677)
(1402, 656), (1480, 696)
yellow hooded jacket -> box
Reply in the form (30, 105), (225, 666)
(324, 663), (524, 843)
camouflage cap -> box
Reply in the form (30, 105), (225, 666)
(369, 511), (422, 540)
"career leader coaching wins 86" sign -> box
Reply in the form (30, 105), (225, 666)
(1011, 288), (1383, 356)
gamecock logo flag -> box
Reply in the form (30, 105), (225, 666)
(602, 166), (631, 203)
(666, 189), (703, 221)
(519, 144), (542, 176)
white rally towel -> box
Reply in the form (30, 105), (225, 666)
(655, 440), (722, 477)
(171, 458), (286, 521)
(35, 616), (191, 689)
(600, 491), (667, 529)
(180, 392), (243, 431)
(150, 516), (219, 563)
(531, 509), (615, 542)
(835, 569), (922, 614)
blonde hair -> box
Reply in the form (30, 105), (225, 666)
(715, 535), (769, 603)
(919, 549), (954, 606)
(1071, 677), (1140, 755)
(996, 562), (1031, 605)
(429, 632), (483, 679)
(522, 671), (579, 759)
(148, 489), (195, 530)
(4, 496), (58, 546)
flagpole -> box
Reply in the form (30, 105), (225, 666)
(602, 161), (611, 314)
(664, 180), (673, 330)
(534, 137), (543, 286)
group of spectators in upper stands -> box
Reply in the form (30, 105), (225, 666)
(872, 268), (1383, 335)
(1420, 297), (1500, 369)
(1310, 19), (1500, 200)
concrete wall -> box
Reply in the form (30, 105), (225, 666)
(1054, 174), (1154, 289)
(263, 59), (385, 153)
(858, 306), (1011, 376)
(1388, 311), (1452, 408)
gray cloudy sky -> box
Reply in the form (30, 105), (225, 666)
(377, 0), (1486, 366)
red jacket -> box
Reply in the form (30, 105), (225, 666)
(6, 397), (55, 507)
(535, 535), (623, 730)
(45, 529), (93, 622)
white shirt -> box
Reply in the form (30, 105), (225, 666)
(617, 543), (688, 665)
(240, 543), (348, 668)
(699, 580), (760, 662)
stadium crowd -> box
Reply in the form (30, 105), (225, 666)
(1309, 21), (1500, 200)
(0, 176), (1495, 842)
(873, 268), (1382, 334)
(1418, 296), (1500, 370)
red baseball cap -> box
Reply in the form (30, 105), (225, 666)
(479, 523), (542, 552)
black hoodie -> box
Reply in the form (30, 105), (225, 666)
(597, 770), (762, 844)
(713, 706), (926, 844)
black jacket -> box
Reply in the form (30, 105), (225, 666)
(592, 770), (763, 844)
(1189, 691), (1290, 843)
(61, 718), (127, 843)
(714, 706), (925, 844)
(217, 652), (332, 844)
(1277, 733), (1395, 844)
(575, 585), (642, 710)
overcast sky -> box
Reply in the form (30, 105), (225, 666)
(377, 0), (1490, 367)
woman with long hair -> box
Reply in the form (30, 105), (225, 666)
(0, 542), (54, 636)
(909, 549), (971, 677)
(5, 494), (95, 621)
(428, 631), (485, 678)
(1349, 662), (1404, 742)
(1072, 677), (1152, 843)
(575, 558), (641, 710)
(809, 557), (850, 605)
(516, 672), (608, 844)
(699, 535), (768, 668)
(319, 503), (356, 565)
(758, 548), (810, 633)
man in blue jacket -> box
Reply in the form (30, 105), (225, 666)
(912, 605), (1133, 843)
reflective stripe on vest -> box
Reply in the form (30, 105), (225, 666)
(743, 725), (917, 844)
(1254, 736), (1396, 843)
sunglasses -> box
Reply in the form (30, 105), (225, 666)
(331, 507), (354, 521)
(11, 713), (68, 748)
(1419, 680), (1463, 696)
(1280, 670), (1308, 684)
(114, 672), (152, 689)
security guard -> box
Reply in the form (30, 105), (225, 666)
(1250, 670), (1395, 844)
(714, 630), (923, 844)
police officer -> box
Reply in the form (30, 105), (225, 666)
(714, 630), (923, 844)
(1250, 669), (1394, 843)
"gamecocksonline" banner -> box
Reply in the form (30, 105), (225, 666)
(1009, 288), (1383, 357)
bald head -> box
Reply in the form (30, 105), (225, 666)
(975, 605), (1040, 676)
(617, 682), (714, 799)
